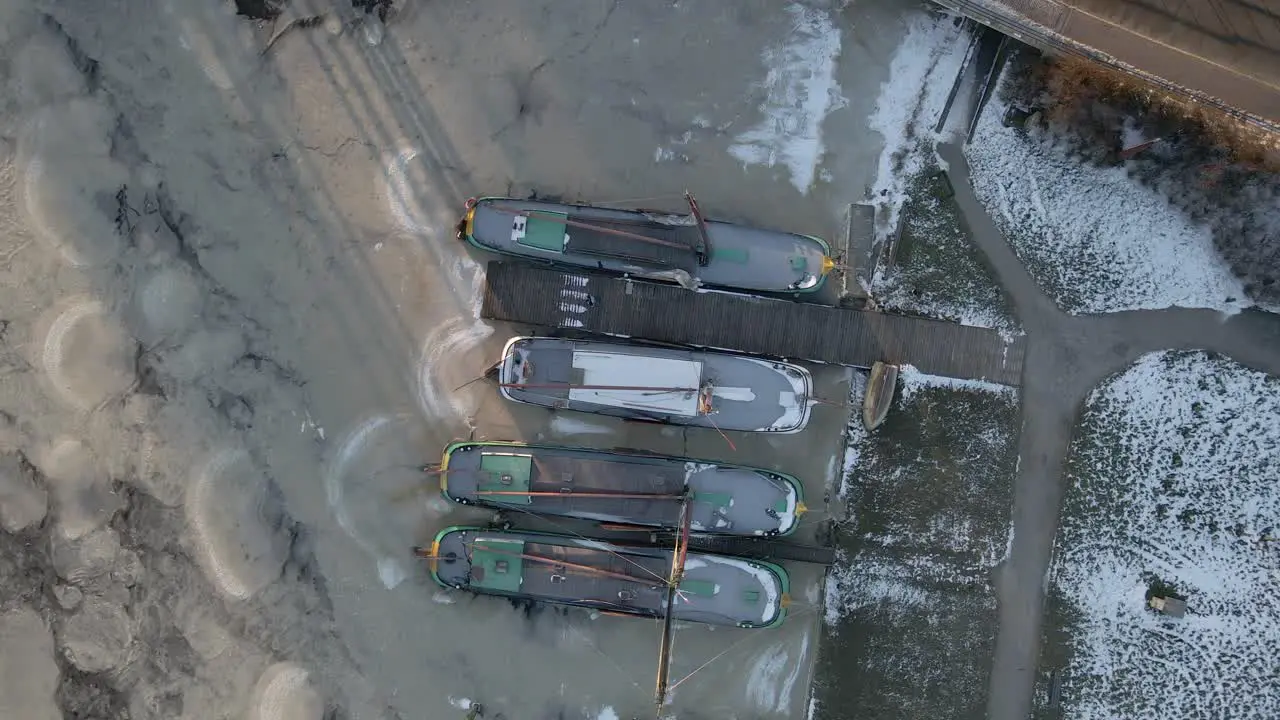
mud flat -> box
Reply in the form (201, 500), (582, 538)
(0, 608), (61, 720)
(0, 453), (48, 533)
(325, 414), (457, 590)
(17, 98), (128, 268)
(133, 265), (204, 341)
(246, 662), (324, 720)
(38, 437), (121, 540)
(186, 449), (290, 600)
(36, 299), (136, 412)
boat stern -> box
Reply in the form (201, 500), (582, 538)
(756, 560), (790, 629)
(788, 234), (835, 294)
(770, 471), (806, 536)
(496, 336), (532, 402)
(765, 361), (814, 433)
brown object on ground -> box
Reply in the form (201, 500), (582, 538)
(862, 361), (899, 431)
(1147, 595), (1188, 618)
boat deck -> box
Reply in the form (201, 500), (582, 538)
(443, 443), (797, 535)
(500, 337), (809, 432)
(469, 199), (829, 292)
(433, 528), (783, 627)
(481, 262), (1025, 386)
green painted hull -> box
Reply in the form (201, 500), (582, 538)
(438, 440), (805, 537)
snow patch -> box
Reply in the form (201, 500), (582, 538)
(549, 415), (613, 436)
(1053, 351), (1280, 718)
(728, 3), (846, 194)
(868, 12), (971, 236)
(377, 557), (406, 590)
(898, 365), (1016, 401)
(839, 371), (869, 501)
(746, 633), (808, 714)
(965, 79), (1251, 315)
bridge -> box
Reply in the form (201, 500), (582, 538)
(934, 0), (1280, 131)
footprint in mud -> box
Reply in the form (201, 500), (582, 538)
(325, 415), (452, 589)
(39, 437), (123, 541)
(185, 449), (290, 600)
(246, 662), (323, 720)
(17, 99), (130, 268)
(37, 298), (137, 412)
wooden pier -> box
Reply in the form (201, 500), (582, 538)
(480, 262), (1026, 387)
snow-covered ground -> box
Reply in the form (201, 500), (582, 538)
(867, 12), (970, 234)
(1049, 351), (1279, 719)
(863, 12), (1018, 331)
(965, 75), (1253, 315)
(817, 370), (1018, 718)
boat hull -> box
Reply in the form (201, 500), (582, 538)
(438, 441), (804, 536)
(458, 196), (831, 295)
(426, 526), (789, 628)
(497, 336), (813, 433)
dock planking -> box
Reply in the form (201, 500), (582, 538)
(480, 262), (1026, 387)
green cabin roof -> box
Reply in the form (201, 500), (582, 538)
(517, 211), (567, 252)
(478, 453), (534, 505)
(469, 537), (525, 593)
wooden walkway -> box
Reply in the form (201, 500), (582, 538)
(480, 263), (1027, 387)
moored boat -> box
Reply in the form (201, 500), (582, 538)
(496, 336), (813, 433)
(455, 193), (834, 295)
(423, 526), (789, 628)
(436, 441), (806, 536)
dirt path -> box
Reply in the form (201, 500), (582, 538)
(939, 141), (1280, 720)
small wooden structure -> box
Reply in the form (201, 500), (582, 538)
(1148, 595), (1187, 618)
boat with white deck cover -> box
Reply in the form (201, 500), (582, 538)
(496, 336), (814, 433)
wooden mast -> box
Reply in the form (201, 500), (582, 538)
(653, 499), (693, 716)
(684, 191), (713, 267)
